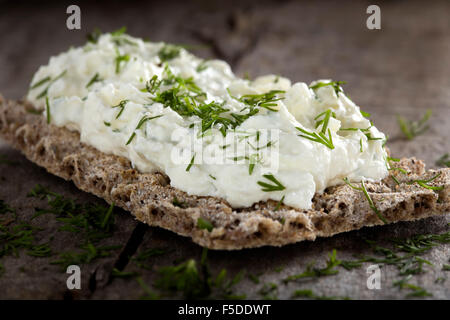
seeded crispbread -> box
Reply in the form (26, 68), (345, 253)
(0, 96), (448, 249)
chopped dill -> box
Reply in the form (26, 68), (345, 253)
(274, 195), (285, 211)
(197, 217), (213, 232)
(86, 72), (102, 88)
(87, 28), (102, 43)
(45, 96), (51, 124)
(126, 114), (163, 145)
(314, 109), (336, 133)
(233, 90), (285, 112)
(112, 99), (129, 119)
(111, 268), (138, 278)
(257, 174), (286, 192)
(296, 126), (334, 149)
(186, 153), (196, 172)
(283, 249), (341, 283)
(115, 50), (130, 73)
(309, 80), (346, 96)
(172, 197), (186, 208)
(51, 243), (121, 270)
(406, 173), (443, 191)
(30, 76), (51, 89)
(258, 282), (278, 300)
(133, 247), (167, 270)
(196, 61), (209, 73)
(34, 70), (67, 99)
(158, 44), (181, 62)
(343, 178), (387, 224)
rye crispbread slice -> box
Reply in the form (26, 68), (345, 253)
(0, 96), (448, 249)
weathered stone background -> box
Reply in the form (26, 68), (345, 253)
(0, 0), (449, 299)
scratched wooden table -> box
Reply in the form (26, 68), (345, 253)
(0, 0), (449, 299)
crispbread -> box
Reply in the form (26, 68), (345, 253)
(0, 96), (448, 249)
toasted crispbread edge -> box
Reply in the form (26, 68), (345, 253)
(0, 96), (448, 250)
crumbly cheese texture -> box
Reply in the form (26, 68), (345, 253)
(27, 32), (388, 210)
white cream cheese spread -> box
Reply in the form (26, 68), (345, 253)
(27, 30), (388, 210)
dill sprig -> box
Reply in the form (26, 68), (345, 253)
(86, 72), (102, 88)
(186, 153), (196, 172)
(28, 185), (117, 244)
(87, 28), (102, 43)
(257, 174), (286, 192)
(283, 249), (341, 283)
(314, 109), (336, 133)
(31, 69), (67, 99)
(397, 109), (432, 140)
(158, 44), (181, 62)
(115, 49), (130, 73)
(112, 99), (129, 119)
(393, 275), (432, 297)
(274, 195), (285, 211)
(140, 248), (245, 299)
(0, 200), (52, 261)
(406, 173), (444, 191)
(132, 247), (167, 270)
(343, 178), (387, 224)
(196, 61), (209, 73)
(155, 258), (206, 299)
(340, 230), (450, 297)
(296, 127), (334, 149)
(111, 268), (139, 279)
(125, 114), (163, 145)
(28, 184), (121, 271)
(45, 96), (51, 124)
(258, 282), (278, 300)
(309, 81), (346, 96)
(147, 68), (277, 136)
(50, 243), (121, 270)
(234, 90), (285, 112)
(30, 76), (51, 89)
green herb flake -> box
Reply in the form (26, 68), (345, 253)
(296, 126), (334, 150)
(309, 80), (346, 96)
(86, 72), (102, 88)
(35, 70), (67, 99)
(406, 173), (444, 191)
(186, 153), (196, 172)
(257, 174), (286, 192)
(158, 44), (181, 62)
(197, 217), (213, 232)
(45, 96), (51, 124)
(115, 50), (130, 74)
(274, 195), (285, 211)
(283, 249), (341, 283)
(126, 114), (163, 145)
(196, 61), (208, 73)
(30, 76), (51, 89)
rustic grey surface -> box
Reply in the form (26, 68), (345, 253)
(0, 0), (449, 299)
